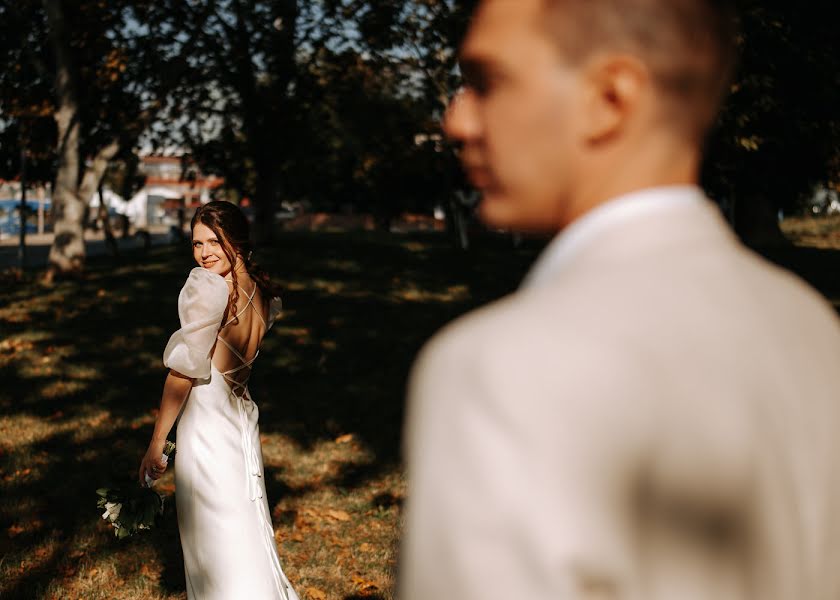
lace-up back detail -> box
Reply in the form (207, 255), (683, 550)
(214, 280), (267, 399)
(210, 277), (282, 506)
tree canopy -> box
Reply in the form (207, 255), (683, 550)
(0, 0), (838, 271)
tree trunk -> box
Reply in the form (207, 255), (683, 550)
(47, 96), (85, 275)
(44, 0), (83, 277)
(252, 164), (276, 244)
(98, 184), (119, 258)
(44, 0), (119, 279)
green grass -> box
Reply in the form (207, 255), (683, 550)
(0, 230), (538, 600)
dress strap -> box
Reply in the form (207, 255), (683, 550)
(220, 282), (259, 329)
(252, 304), (267, 327)
(216, 335), (249, 364)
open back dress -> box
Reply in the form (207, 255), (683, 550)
(163, 267), (298, 599)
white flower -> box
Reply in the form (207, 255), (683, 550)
(101, 501), (122, 523)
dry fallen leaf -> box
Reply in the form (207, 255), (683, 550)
(326, 509), (351, 522)
(306, 587), (327, 600)
(335, 433), (354, 444)
(140, 564), (157, 579)
(351, 575), (380, 594)
(359, 543), (373, 553)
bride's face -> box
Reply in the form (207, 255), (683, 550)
(192, 223), (234, 277)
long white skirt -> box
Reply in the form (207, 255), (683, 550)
(175, 363), (298, 600)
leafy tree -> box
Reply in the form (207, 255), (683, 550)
(316, 0), (474, 224)
(8, 0), (833, 263)
(703, 0), (840, 244)
(158, 0), (305, 243)
(0, 2), (55, 184)
(173, 0), (474, 236)
(1, 1), (210, 276)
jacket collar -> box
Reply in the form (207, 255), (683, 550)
(522, 186), (718, 290)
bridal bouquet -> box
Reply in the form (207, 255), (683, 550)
(96, 441), (175, 539)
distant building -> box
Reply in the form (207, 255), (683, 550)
(129, 154), (225, 227)
(140, 155), (224, 207)
(0, 154), (226, 234)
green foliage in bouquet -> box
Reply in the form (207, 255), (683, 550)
(96, 441), (175, 539)
(96, 486), (164, 539)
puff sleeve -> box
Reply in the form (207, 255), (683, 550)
(162, 267), (230, 379)
(267, 296), (283, 330)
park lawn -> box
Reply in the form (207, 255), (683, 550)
(0, 230), (538, 600)
(781, 214), (840, 250)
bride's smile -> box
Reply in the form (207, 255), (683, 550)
(192, 222), (233, 276)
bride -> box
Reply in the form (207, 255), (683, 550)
(139, 201), (298, 599)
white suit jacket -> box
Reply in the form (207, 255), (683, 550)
(400, 188), (840, 600)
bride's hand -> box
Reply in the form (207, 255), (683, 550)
(138, 440), (167, 487)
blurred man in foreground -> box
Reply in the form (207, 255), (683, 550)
(400, 1), (840, 599)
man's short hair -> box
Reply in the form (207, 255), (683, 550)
(542, 0), (739, 136)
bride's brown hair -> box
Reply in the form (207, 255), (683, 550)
(191, 201), (282, 325)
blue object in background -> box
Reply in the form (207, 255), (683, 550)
(0, 198), (52, 236)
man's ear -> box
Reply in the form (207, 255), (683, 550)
(580, 54), (649, 144)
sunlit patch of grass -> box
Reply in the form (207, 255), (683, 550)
(1, 309), (34, 324)
(64, 364), (103, 380)
(390, 283), (470, 304)
(322, 259), (363, 273)
(40, 379), (89, 399)
(0, 414), (57, 447)
(781, 215), (840, 249)
(400, 241), (427, 253)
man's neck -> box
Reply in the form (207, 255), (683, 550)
(564, 135), (701, 227)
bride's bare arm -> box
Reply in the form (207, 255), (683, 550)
(138, 370), (194, 486)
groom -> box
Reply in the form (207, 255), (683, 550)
(400, 1), (840, 599)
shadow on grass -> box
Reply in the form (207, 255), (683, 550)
(250, 231), (541, 468)
(0, 424), (183, 598)
(0, 230), (540, 597)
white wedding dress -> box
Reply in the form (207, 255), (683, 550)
(163, 267), (298, 600)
